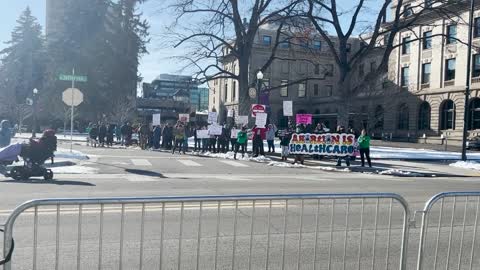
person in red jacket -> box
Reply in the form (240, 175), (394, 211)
(251, 125), (266, 157)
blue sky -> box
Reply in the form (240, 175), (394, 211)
(0, 1), (184, 83)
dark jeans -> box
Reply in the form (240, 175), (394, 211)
(202, 139), (208, 152)
(209, 138), (217, 153)
(253, 138), (265, 157)
(172, 138), (184, 153)
(267, 140), (275, 152)
(194, 139), (201, 151)
(235, 143), (246, 157)
(360, 148), (372, 167)
(336, 156), (350, 166)
(230, 139), (237, 152)
(217, 139), (227, 153)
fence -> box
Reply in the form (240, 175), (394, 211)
(1, 193), (410, 270)
(416, 192), (480, 270)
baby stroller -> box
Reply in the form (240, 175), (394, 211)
(0, 130), (57, 180)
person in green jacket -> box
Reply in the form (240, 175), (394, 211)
(234, 126), (248, 160)
(357, 129), (372, 167)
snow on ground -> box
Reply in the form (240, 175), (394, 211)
(449, 161), (480, 171)
(267, 161), (350, 172)
(378, 169), (425, 177)
(194, 151), (272, 162)
(51, 165), (98, 174)
(55, 149), (89, 160)
(371, 146), (480, 160)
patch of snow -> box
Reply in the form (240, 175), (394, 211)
(250, 155), (272, 163)
(267, 161), (350, 172)
(370, 147), (480, 160)
(55, 149), (89, 160)
(378, 169), (424, 177)
(449, 161), (480, 171)
(51, 165), (98, 174)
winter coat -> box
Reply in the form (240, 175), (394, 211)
(236, 130), (248, 144)
(280, 132), (291, 146)
(357, 135), (371, 149)
(0, 120), (12, 147)
(266, 126), (277, 141)
(252, 127), (266, 140)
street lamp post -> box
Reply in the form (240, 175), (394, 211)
(32, 88), (38, 138)
(461, 0), (476, 161)
(256, 70), (264, 105)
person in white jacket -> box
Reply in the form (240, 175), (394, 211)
(266, 124), (277, 153)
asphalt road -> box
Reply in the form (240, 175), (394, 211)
(1, 142), (480, 269)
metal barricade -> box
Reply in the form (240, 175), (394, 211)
(3, 193), (410, 270)
(416, 192), (480, 270)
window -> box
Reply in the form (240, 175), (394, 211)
(262, 35), (272, 46)
(281, 61), (289, 73)
(370, 62), (376, 73)
(313, 84), (319, 96)
(421, 63), (431, 84)
(299, 39), (309, 48)
(402, 37), (411, 54)
(445, 58), (456, 81)
(298, 83), (306, 97)
(418, 102), (431, 130)
(398, 103), (410, 130)
(314, 64), (320, 75)
(401, 66), (409, 87)
(325, 64), (334, 76)
(447, 24), (457, 44)
(280, 80), (288, 97)
(232, 81), (236, 101)
(474, 54), (480, 78)
(313, 40), (321, 50)
(224, 83), (228, 101)
(469, 98), (480, 130)
(359, 63), (365, 77)
(440, 100), (455, 130)
(374, 105), (384, 129)
(324, 85), (333, 97)
(403, 4), (413, 17)
(423, 31), (432, 49)
(475, 18), (480, 38)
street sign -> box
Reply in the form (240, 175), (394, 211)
(251, 104), (266, 117)
(59, 74), (88, 82)
(62, 88), (84, 106)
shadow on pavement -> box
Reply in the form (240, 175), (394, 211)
(0, 179), (96, 186)
(125, 169), (168, 178)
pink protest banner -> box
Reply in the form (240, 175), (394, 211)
(296, 114), (312, 124)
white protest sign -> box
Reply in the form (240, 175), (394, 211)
(208, 112), (218, 124)
(236, 115), (249, 126)
(152, 114), (161, 125)
(208, 124), (223, 135)
(255, 113), (267, 127)
(179, 114), (190, 123)
(283, 101), (293, 116)
(231, 129), (238, 139)
(227, 109), (234, 117)
(196, 130), (210, 139)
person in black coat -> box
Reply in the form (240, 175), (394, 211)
(106, 124), (115, 147)
(98, 123), (107, 147)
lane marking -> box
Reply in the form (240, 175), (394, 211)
(178, 160), (203, 167)
(131, 159), (152, 166)
(219, 160), (249, 167)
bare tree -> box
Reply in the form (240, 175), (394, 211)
(109, 96), (136, 124)
(165, 0), (305, 115)
(306, 0), (466, 125)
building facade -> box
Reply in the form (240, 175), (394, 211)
(190, 87), (209, 112)
(386, 0), (480, 143)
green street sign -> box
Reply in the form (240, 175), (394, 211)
(59, 74), (88, 82)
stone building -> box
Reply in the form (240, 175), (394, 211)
(385, 0), (480, 143)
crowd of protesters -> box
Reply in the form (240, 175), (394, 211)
(83, 119), (372, 167)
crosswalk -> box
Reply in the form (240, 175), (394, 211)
(125, 158), (252, 168)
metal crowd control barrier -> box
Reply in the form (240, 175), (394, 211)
(2, 193), (410, 270)
(416, 192), (480, 270)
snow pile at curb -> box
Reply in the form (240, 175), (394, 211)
(55, 149), (89, 160)
(267, 161), (350, 172)
(371, 147), (480, 160)
(194, 151), (272, 162)
(449, 161), (480, 171)
(378, 169), (424, 177)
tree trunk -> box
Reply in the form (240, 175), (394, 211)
(238, 56), (251, 117)
(337, 76), (353, 128)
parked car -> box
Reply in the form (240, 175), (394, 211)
(467, 137), (480, 150)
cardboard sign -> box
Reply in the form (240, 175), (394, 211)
(208, 112), (218, 124)
(255, 113), (268, 127)
(283, 101), (293, 116)
(296, 114), (312, 124)
(152, 114), (161, 126)
(251, 104), (266, 117)
(289, 133), (356, 156)
(231, 129), (238, 139)
(208, 124), (223, 135)
(196, 130), (210, 139)
(179, 114), (190, 123)
(236, 116), (249, 126)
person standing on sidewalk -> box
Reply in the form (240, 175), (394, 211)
(358, 129), (372, 167)
(266, 124), (277, 153)
(172, 122), (185, 154)
(251, 125), (266, 157)
(335, 125), (350, 167)
(234, 126), (248, 160)
(280, 129), (291, 162)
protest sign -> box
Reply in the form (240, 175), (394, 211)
(208, 124), (223, 135)
(283, 101), (293, 116)
(230, 129), (238, 139)
(179, 114), (190, 123)
(251, 104), (266, 117)
(152, 114), (161, 126)
(208, 112), (218, 124)
(227, 109), (234, 117)
(289, 133), (356, 156)
(255, 113), (267, 127)
(196, 130), (210, 139)
(296, 114), (312, 124)
(236, 115), (249, 126)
